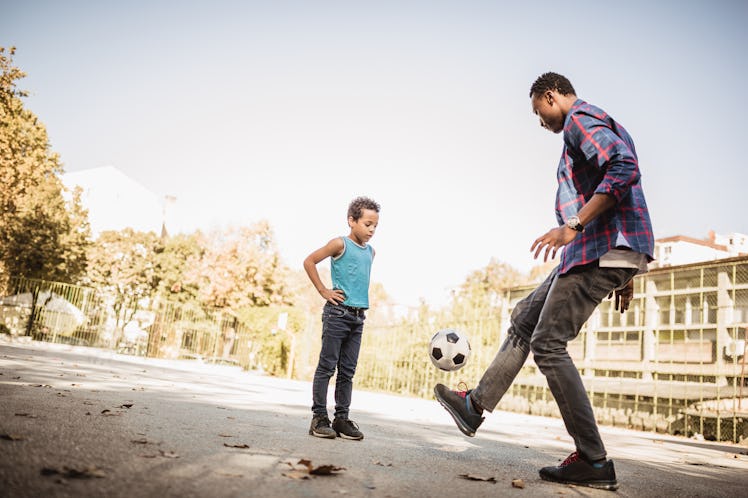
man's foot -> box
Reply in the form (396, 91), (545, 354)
(309, 415), (336, 439)
(539, 452), (619, 491)
(433, 383), (484, 437)
(332, 417), (364, 440)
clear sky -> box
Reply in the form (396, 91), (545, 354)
(3, 1), (747, 308)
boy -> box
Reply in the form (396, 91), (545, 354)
(303, 196), (380, 440)
(435, 72), (654, 491)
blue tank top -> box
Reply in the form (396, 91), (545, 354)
(331, 237), (374, 309)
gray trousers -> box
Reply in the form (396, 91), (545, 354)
(472, 264), (638, 461)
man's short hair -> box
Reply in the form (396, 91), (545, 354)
(529, 72), (576, 98)
(348, 196), (380, 220)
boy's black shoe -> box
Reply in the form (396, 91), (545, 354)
(309, 415), (336, 439)
(434, 383), (484, 437)
(539, 452), (619, 491)
(332, 417), (364, 440)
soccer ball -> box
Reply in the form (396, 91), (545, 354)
(429, 328), (471, 372)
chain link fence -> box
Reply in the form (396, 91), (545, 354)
(2, 256), (747, 442)
(355, 257), (748, 443)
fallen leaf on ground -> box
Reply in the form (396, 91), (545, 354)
(511, 479), (525, 488)
(223, 443), (250, 449)
(309, 465), (344, 476)
(458, 473), (497, 483)
(283, 459), (345, 478)
(1, 434), (25, 441)
(41, 466), (106, 479)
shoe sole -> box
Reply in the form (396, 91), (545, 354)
(433, 386), (476, 437)
(308, 429), (336, 439)
(335, 432), (364, 440)
(539, 474), (619, 491)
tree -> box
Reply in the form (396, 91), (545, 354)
(185, 222), (289, 309)
(449, 258), (523, 320)
(154, 232), (202, 303)
(85, 229), (160, 346)
(0, 46), (91, 290)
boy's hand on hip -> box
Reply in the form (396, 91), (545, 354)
(531, 226), (578, 262)
(320, 288), (345, 304)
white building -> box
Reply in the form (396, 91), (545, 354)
(652, 231), (748, 268)
(62, 166), (170, 237)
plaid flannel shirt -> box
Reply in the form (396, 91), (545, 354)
(556, 99), (654, 274)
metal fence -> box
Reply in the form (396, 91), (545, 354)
(2, 256), (747, 442)
(355, 257), (748, 443)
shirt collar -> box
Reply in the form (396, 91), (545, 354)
(564, 98), (586, 129)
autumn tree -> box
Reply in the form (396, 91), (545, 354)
(0, 46), (91, 289)
(185, 222), (289, 310)
(449, 257), (524, 320)
(85, 229), (160, 346)
(154, 232), (201, 304)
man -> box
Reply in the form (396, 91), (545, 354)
(434, 72), (654, 491)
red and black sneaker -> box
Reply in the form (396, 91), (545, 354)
(434, 383), (484, 437)
(539, 452), (619, 491)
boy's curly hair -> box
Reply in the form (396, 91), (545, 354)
(348, 196), (380, 221)
(529, 72), (576, 98)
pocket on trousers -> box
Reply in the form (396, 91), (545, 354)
(321, 307), (345, 322)
(588, 267), (637, 302)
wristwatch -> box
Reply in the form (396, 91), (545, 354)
(566, 215), (584, 232)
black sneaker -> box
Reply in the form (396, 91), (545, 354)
(332, 417), (364, 440)
(539, 452), (619, 491)
(434, 383), (484, 437)
(309, 415), (336, 439)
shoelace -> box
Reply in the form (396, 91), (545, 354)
(454, 381), (469, 398)
(560, 452), (581, 467)
(344, 419), (360, 430)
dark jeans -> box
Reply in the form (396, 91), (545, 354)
(311, 302), (365, 419)
(472, 264), (638, 461)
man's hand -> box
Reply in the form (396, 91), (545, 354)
(609, 279), (634, 313)
(531, 226), (578, 262)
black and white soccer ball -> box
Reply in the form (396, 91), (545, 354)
(429, 328), (471, 372)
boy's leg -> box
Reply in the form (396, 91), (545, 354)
(311, 305), (347, 416)
(530, 266), (637, 461)
(471, 267), (558, 411)
(333, 314), (364, 419)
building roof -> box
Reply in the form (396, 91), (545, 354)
(63, 165), (164, 236)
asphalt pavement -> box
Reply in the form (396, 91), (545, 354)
(1, 339), (747, 498)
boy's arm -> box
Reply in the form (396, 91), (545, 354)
(303, 237), (346, 305)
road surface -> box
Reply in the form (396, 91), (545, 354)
(1, 339), (747, 497)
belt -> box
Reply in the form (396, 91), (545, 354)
(340, 304), (366, 317)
